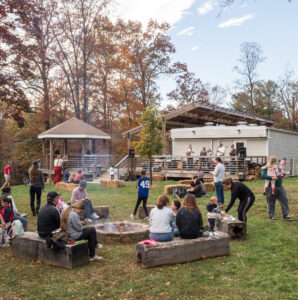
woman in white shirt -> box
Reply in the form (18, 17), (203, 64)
(149, 195), (174, 242)
(53, 155), (64, 184)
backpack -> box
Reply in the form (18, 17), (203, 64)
(8, 220), (24, 239)
(0, 227), (9, 248)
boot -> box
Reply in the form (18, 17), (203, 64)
(31, 206), (36, 216)
(36, 206), (40, 215)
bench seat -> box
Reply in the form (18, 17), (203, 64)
(12, 232), (89, 269)
(134, 231), (229, 268)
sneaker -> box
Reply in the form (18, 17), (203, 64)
(95, 243), (103, 249)
(85, 218), (93, 223)
(91, 212), (100, 219)
(269, 217), (277, 221)
(144, 216), (149, 221)
(283, 216), (294, 221)
(89, 255), (103, 262)
(130, 214), (135, 220)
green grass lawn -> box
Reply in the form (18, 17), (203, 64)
(1, 178), (297, 299)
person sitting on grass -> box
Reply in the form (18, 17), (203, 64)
(73, 170), (84, 184)
(187, 176), (204, 198)
(2, 187), (28, 230)
(149, 195), (174, 242)
(63, 168), (70, 183)
(176, 194), (203, 239)
(61, 202), (102, 262)
(71, 181), (99, 223)
(171, 200), (181, 236)
(0, 196), (14, 228)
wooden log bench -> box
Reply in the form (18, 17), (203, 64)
(100, 179), (126, 188)
(93, 206), (109, 218)
(216, 217), (247, 240)
(139, 205), (155, 219)
(134, 232), (230, 268)
(12, 232), (89, 269)
(55, 182), (79, 192)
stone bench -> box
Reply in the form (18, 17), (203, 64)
(93, 206), (109, 218)
(134, 232), (230, 268)
(12, 232), (89, 269)
(100, 179), (126, 188)
(55, 182), (79, 192)
(216, 217), (247, 240)
(139, 205), (155, 219)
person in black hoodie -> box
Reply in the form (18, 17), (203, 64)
(222, 178), (255, 223)
(176, 194), (203, 239)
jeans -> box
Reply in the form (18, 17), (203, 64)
(208, 218), (216, 231)
(84, 200), (95, 219)
(150, 225), (174, 242)
(14, 215), (28, 230)
(78, 227), (98, 257)
(214, 182), (224, 204)
(29, 186), (42, 213)
(133, 196), (148, 217)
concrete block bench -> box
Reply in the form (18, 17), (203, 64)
(216, 217), (246, 240)
(139, 205), (155, 219)
(100, 179), (126, 188)
(12, 232), (89, 269)
(134, 232), (229, 268)
(93, 206), (109, 218)
(55, 182), (78, 192)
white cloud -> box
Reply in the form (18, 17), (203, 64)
(177, 26), (195, 36)
(192, 45), (199, 51)
(218, 13), (255, 28)
(197, 1), (217, 15)
(112, 0), (195, 28)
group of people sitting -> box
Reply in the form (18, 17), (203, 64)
(37, 180), (101, 261)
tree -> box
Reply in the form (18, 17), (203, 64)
(234, 42), (265, 116)
(135, 105), (163, 184)
(167, 63), (208, 106)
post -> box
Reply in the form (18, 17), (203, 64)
(49, 139), (53, 183)
(162, 117), (167, 154)
(82, 140), (86, 172)
(127, 133), (131, 152)
(42, 139), (46, 156)
(92, 139), (96, 154)
(63, 139), (68, 155)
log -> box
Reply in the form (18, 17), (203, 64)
(93, 206), (109, 218)
(135, 232), (229, 268)
(216, 217), (246, 240)
(164, 184), (189, 195)
(139, 205), (155, 219)
(11, 232), (89, 269)
(55, 182), (78, 192)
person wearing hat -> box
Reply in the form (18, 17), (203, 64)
(29, 161), (45, 216)
(71, 181), (99, 223)
(37, 191), (61, 238)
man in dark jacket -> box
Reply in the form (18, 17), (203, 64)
(37, 191), (61, 238)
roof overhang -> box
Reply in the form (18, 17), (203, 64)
(38, 134), (111, 140)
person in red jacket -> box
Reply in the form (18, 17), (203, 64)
(1, 163), (11, 189)
(0, 197), (14, 225)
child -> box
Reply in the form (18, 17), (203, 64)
(130, 170), (149, 220)
(279, 159), (287, 179)
(61, 202), (102, 262)
(206, 196), (222, 232)
(262, 157), (280, 195)
(56, 197), (68, 214)
(0, 197), (14, 227)
(171, 200), (181, 236)
(109, 165), (115, 181)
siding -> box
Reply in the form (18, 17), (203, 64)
(172, 139), (211, 156)
(246, 139), (267, 156)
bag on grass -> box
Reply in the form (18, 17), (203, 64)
(8, 220), (24, 239)
(0, 227), (10, 248)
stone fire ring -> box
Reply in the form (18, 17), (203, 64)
(95, 222), (149, 245)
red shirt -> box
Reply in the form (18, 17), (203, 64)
(4, 165), (11, 175)
(74, 173), (84, 182)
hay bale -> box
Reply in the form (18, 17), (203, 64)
(164, 184), (189, 195)
(55, 182), (78, 192)
(179, 180), (192, 185)
(152, 174), (165, 181)
(204, 182), (215, 192)
(100, 180), (126, 188)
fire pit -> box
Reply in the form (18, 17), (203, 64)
(95, 222), (149, 244)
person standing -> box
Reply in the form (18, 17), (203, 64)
(229, 144), (236, 157)
(1, 162), (11, 189)
(216, 143), (225, 156)
(211, 157), (225, 207)
(109, 165), (115, 181)
(130, 170), (150, 220)
(53, 155), (63, 184)
(29, 161), (45, 216)
(261, 157), (294, 221)
(222, 178), (255, 223)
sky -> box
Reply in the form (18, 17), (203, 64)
(113, 0), (298, 108)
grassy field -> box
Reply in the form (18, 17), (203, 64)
(0, 178), (297, 299)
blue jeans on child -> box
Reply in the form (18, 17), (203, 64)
(214, 181), (224, 205)
(84, 200), (95, 219)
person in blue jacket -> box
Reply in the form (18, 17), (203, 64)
(130, 170), (150, 220)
